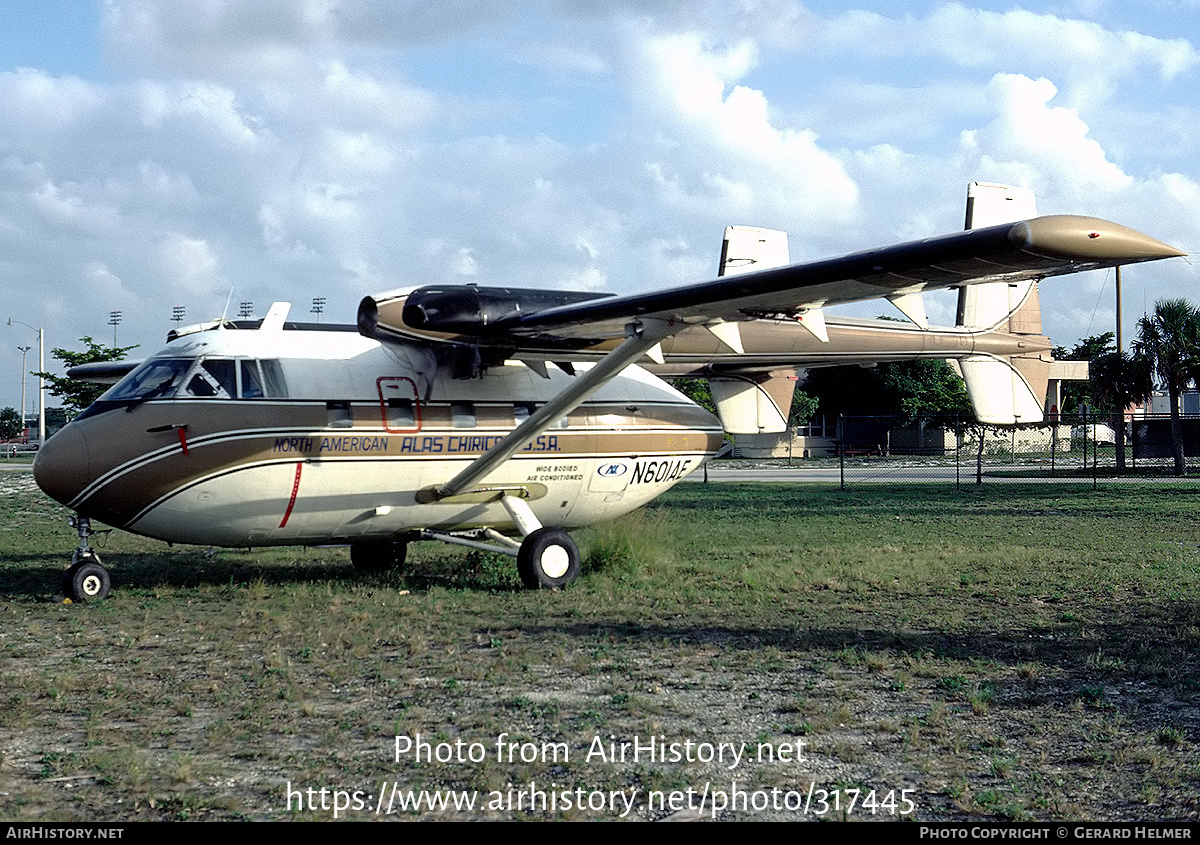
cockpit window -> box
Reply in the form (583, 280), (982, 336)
(240, 360), (264, 398)
(259, 360), (286, 398)
(78, 356), (288, 420)
(180, 358), (288, 399)
(184, 359), (236, 399)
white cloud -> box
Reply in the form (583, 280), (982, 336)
(818, 3), (1198, 104)
(136, 81), (262, 149)
(29, 179), (123, 235)
(154, 232), (225, 297)
(624, 29), (860, 234)
(959, 73), (1132, 196)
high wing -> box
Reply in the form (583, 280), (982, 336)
(361, 215), (1183, 349)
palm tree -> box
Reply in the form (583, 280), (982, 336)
(1133, 299), (1200, 475)
(1089, 350), (1152, 472)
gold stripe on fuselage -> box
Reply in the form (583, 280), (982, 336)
(58, 398), (724, 533)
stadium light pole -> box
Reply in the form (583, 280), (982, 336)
(7, 318), (45, 443)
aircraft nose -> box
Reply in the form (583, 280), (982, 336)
(33, 424), (91, 507)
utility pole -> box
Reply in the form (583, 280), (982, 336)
(1114, 266), (1126, 472)
(1115, 266), (1123, 354)
(7, 319), (44, 443)
(16, 345), (30, 436)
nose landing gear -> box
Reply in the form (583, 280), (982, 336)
(62, 515), (112, 602)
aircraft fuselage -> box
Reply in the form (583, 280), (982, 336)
(33, 321), (724, 548)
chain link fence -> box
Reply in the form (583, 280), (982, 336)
(806, 413), (1200, 487)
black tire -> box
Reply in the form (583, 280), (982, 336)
(517, 528), (580, 590)
(66, 560), (111, 602)
(350, 540), (408, 572)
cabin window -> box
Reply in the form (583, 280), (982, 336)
(326, 401), (353, 428)
(377, 376), (420, 432)
(450, 402), (476, 428)
(511, 404), (566, 428)
(386, 398), (415, 428)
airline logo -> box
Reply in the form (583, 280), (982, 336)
(596, 463), (629, 478)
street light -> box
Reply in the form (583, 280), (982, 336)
(238, 301), (254, 319)
(109, 311), (122, 346)
(7, 318), (44, 443)
(172, 306), (186, 324)
(16, 345), (30, 437)
(311, 296), (326, 322)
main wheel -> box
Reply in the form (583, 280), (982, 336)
(65, 560), (111, 602)
(517, 528), (580, 590)
(350, 540), (408, 572)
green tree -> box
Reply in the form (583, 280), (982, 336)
(34, 337), (138, 419)
(1052, 332), (1122, 414)
(0, 407), (21, 440)
(672, 378), (716, 415)
(1132, 299), (1200, 475)
(45, 407), (68, 435)
(1054, 333), (1154, 471)
(801, 359), (972, 424)
(1088, 349), (1153, 472)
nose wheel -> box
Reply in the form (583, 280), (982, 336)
(63, 555), (112, 602)
(61, 515), (112, 602)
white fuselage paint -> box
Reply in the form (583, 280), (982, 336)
(34, 321), (725, 548)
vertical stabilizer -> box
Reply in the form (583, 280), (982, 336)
(957, 182), (1038, 330)
(710, 228), (801, 433)
(709, 370), (798, 434)
(957, 182), (1051, 424)
(718, 226), (789, 277)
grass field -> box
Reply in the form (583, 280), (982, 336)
(1, 469), (1198, 821)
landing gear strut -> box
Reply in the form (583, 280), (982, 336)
(411, 493), (581, 590)
(62, 515), (111, 601)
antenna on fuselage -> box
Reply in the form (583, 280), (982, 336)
(219, 286), (235, 328)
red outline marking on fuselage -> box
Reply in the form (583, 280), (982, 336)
(279, 462), (303, 528)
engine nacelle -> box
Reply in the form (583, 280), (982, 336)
(400, 286), (609, 334)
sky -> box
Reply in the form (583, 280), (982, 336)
(1, 0), (1199, 416)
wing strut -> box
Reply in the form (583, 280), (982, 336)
(431, 319), (673, 500)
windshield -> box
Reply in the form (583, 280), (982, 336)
(102, 358), (193, 402)
(74, 357), (194, 421)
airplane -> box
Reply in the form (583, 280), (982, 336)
(32, 184), (1183, 602)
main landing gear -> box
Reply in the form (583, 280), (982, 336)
(62, 515), (112, 602)
(410, 494), (581, 590)
(516, 527), (580, 590)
